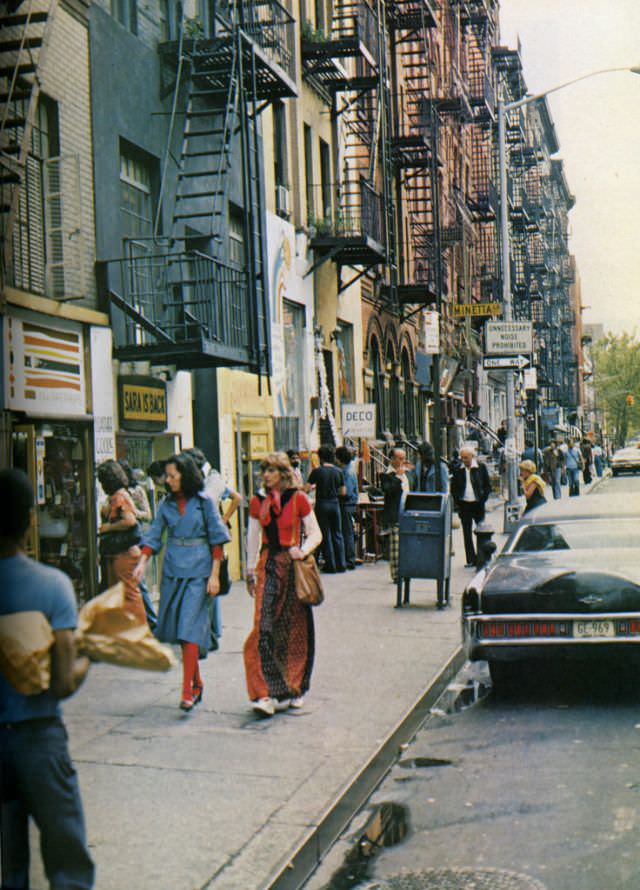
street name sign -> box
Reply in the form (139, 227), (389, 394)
(485, 321), (533, 355)
(451, 302), (502, 318)
(482, 354), (531, 371)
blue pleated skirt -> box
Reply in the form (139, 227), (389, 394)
(155, 576), (210, 655)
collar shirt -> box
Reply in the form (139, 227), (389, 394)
(462, 460), (478, 501)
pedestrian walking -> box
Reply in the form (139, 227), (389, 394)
(542, 439), (564, 500)
(335, 446), (359, 570)
(183, 448), (242, 647)
(379, 447), (411, 583)
(96, 460), (146, 625)
(244, 452), (322, 717)
(306, 445), (346, 573)
(451, 447), (492, 567)
(119, 461), (157, 629)
(133, 453), (229, 711)
(411, 441), (449, 493)
(593, 442), (604, 477)
(519, 459), (547, 514)
(581, 438), (593, 484)
(0, 468), (94, 890)
(286, 449), (305, 488)
(565, 438), (584, 497)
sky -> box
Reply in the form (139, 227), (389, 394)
(499, 1), (640, 336)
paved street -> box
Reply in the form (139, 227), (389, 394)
(29, 483), (605, 890)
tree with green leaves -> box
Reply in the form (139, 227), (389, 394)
(592, 332), (640, 448)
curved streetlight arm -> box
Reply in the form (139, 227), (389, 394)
(504, 65), (640, 113)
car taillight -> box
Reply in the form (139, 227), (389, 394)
(618, 620), (640, 636)
(479, 621), (571, 639)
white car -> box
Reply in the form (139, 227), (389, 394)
(611, 445), (640, 476)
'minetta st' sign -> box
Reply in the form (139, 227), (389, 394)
(118, 376), (168, 431)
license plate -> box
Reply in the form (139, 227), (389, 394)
(574, 620), (615, 638)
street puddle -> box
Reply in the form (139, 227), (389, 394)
(398, 756), (452, 769)
(432, 664), (491, 716)
(320, 802), (408, 889)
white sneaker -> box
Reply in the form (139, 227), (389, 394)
(274, 698), (291, 712)
(290, 696), (305, 709)
(252, 697), (275, 717)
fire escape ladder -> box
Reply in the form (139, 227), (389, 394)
(0, 0), (58, 291)
(377, 0), (397, 306)
(172, 39), (240, 239)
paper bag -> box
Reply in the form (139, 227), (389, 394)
(77, 583), (175, 672)
(0, 611), (54, 695)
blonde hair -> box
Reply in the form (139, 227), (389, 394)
(259, 451), (300, 489)
(519, 459), (537, 476)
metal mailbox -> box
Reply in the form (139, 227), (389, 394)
(397, 492), (452, 608)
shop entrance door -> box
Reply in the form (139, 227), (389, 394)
(12, 422), (97, 603)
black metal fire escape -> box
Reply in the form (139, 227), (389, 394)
(0, 0), (57, 297)
(102, 0), (296, 375)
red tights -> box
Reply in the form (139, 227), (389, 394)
(181, 642), (202, 701)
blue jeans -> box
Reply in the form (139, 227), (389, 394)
(0, 718), (94, 889)
(551, 466), (562, 500)
(315, 500), (346, 572)
(341, 503), (357, 568)
(567, 467), (581, 497)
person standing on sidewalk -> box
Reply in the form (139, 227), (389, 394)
(565, 439), (584, 497)
(119, 461), (158, 630)
(306, 445), (346, 573)
(519, 460), (547, 514)
(380, 447), (411, 584)
(542, 439), (564, 500)
(244, 452), (322, 717)
(335, 445), (359, 570)
(451, 447), (491, 567)
(133, 453), (229, 711)
(0, 468), (94, 890)
(411, 442), (450, 494)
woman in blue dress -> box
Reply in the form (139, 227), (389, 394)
(133, 452), (229, 711)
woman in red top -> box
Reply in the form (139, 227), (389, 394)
(244, 452), (322, 717)
(97, 459), (146, 625)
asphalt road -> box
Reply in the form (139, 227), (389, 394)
(310, 474), (640, 890)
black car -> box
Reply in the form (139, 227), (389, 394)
(462, 497), (640, 684)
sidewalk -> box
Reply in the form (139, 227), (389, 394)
(30, 485), (601, 890)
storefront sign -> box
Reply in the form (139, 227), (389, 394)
(423, 311), (440, 355)
(452, 302), (502, 318)
(118, 376), (167, 431)
(91, 327), (116, 461)
(4, 316), (86, 416)
(342, 403), (376, 439)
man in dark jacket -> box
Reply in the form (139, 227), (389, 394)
(450, 446), (492, 567)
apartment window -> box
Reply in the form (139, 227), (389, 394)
(11, 95), (59, 295)
(112, 0), (138, 33)
(120, 144), (156, 243)
(319, 138), (331, 223)
(229, 206), (246, 268)
(283, 300), (306, 424)
(273, 101), (288, 189)
(304, 124), (314, 226)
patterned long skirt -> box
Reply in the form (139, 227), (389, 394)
(243, 551), (315, 702)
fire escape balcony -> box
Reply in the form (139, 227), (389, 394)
(301, 0), (379, 91)
(457, 0), (498, 27)
(159, 0), (297, 101)
(385, 0), (437, 31)
(560, 255), (576, 283)
(435, 68), (474, 122)
(510, 181), (532, 231)
(390, 97), (434, 170)
(468, 69), (495, 123)
(307, 177), (386, 274)
(98, 248), (259, 369)
(467, 175), (498, 222)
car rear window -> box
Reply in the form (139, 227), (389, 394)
(513, 519), (640, 552)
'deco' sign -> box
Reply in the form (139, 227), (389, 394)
(341, 403), (377, 438)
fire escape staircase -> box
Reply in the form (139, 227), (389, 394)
(103, 2), (296, 373)
(0, 0), (57, 297)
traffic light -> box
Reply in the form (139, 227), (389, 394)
(627, 394), (635, 407)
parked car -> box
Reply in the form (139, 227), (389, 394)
(461, 497), (640, 685)
(610, 444), (640, 476)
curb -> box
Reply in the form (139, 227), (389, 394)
(265, 646), (467, 890)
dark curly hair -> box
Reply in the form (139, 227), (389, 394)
(97, 459), (129, 496)
(0, 469), (34, 540)
(165, 452), (204, 498)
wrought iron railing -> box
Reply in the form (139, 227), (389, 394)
(308, 177), (384, 245)
(239, 0), (296, 83)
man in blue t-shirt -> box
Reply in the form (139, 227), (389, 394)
(336, 446), (359, 570)
(0, 469), (94, 889)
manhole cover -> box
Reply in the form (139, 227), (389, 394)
(365, 867), (548, 890)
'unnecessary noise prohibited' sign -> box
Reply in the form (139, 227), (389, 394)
(485, 321), (533, 356)
(341, 404), (377, 439)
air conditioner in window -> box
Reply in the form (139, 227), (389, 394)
(276, 184), (291, 218)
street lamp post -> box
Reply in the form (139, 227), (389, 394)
(497, 65), (640, 531)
